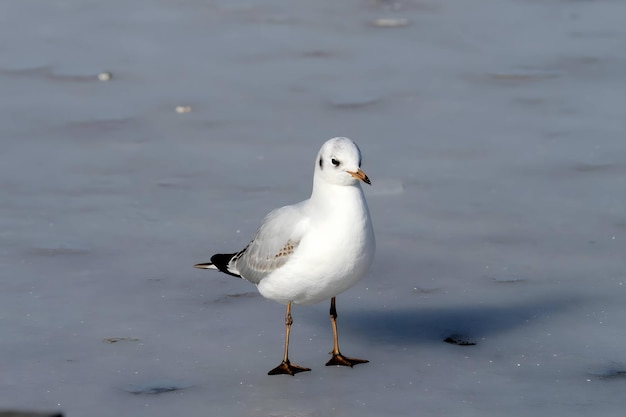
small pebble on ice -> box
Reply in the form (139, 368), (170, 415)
(372, 18), (410, 27)
(175, 105), (192, 113)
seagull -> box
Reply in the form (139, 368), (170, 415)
(194, 137), (375, 375)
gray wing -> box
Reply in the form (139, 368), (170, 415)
(233, 203), (309, 284)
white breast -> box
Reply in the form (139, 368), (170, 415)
(257, 185), (375, 305)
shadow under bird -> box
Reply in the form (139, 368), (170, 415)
(194, 137), (375, 375)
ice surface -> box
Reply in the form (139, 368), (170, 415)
(1, 0), (625, 416)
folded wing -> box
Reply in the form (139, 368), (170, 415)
(234, 204), (309, 284)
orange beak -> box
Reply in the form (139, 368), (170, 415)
(348, 169), (371, 185)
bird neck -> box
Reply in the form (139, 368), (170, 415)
(310, 176), (364, 209)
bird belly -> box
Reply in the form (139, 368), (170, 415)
(256, 225), (374, 305)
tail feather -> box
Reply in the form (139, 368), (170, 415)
(194, 253), (242, 278)
(193, 263), (217, 269)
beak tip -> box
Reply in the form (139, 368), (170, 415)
(349, 169), (371, 185)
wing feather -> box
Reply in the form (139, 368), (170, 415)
(234, 204), (309, 284)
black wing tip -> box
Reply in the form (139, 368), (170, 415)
(210, 253), (242, 278)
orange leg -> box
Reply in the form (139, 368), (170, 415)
(325, 297), (369, 367)
(268, 302), (311, 376)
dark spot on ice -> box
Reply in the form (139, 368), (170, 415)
(103, 337), (140, 344)
(328, 94), (381, 109)
(491, 276), (527, 284)
(602, 371), (626, 380)
(443, 334), (477, 346)
(156, 179), (186, 188)
(213, 292), (260, 303)
(590, 367), (626, 381)
(121, 381), (192, 395)
(486, 69), (562, 82)
(0, 65), (108, 82)
(570, 162), (617, 174)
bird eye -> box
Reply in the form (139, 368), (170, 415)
(331, 158), (340, 166)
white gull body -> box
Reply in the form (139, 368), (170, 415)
(194, 137), (375, 375)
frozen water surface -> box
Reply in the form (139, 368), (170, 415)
(1, 0), (625, 416)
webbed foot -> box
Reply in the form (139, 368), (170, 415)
(268, 360), (311, 376)
(325, 353), (369, 367)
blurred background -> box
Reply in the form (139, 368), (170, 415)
(1, 1), (625, 416)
